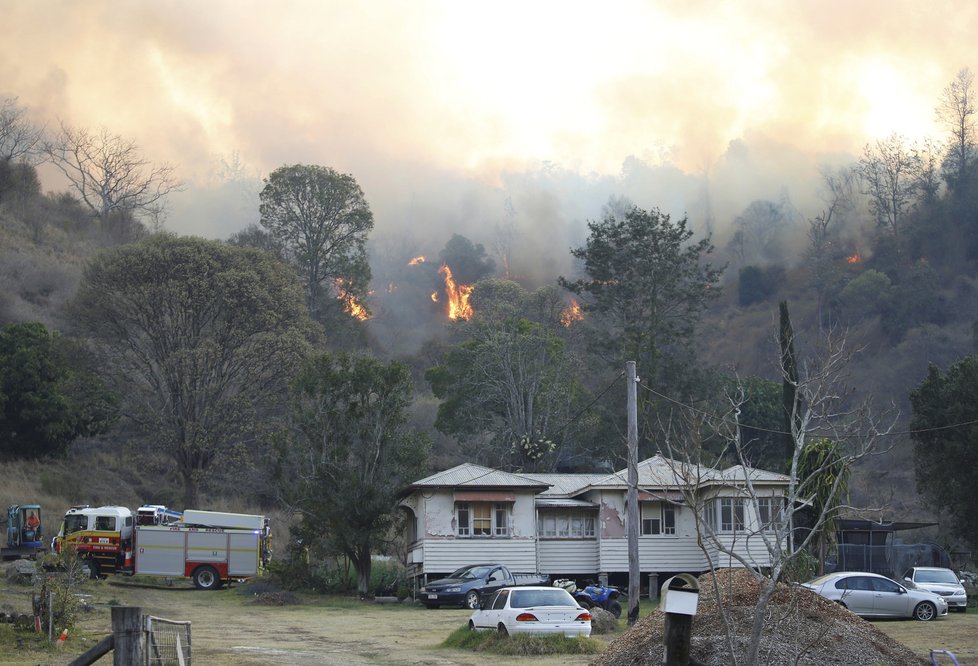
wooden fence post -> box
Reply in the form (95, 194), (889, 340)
(112, 606), (144, 666)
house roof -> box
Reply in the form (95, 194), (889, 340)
(584, 455), (789, 492)
(401, 456), (788, 499)
(522, 473), (608, 497)
(406, 463), (550, 491)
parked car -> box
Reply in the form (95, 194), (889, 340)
(902, 567), (968, 612)
(421, 563), (549, 609)
(802, 571), (948, 621)
(469, 586), (592, 637)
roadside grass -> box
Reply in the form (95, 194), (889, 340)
(441, 625), (604, 656)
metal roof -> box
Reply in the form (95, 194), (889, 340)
(407, 463), (550, 490)
(522, 473), (608, 497)
(534, 498), (598, 508)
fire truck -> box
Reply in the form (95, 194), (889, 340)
(53, 504), (271, 590)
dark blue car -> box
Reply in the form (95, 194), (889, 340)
(422, 564), (547, 609)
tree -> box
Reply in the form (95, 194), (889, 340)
(910, 356), (978, 552)
(282, 352), (429, 598)
(797, 437), (849, 575)
(426, 280), (578, 470)
(857, 133), (924, 246)
(937, 68), (977, 193)
(70, 235), (314, 506)
(806, 166), (857, 329)
(560, 205), (722, 376)
(0, 322), (116, 459)
(560, 205), (722, 453)
(0, 97), (43, 165)
(259, 164), (373, 322)
(727, 197), (794, 267)
(43, 122), (181, 222)
(438, 233), (495, 284)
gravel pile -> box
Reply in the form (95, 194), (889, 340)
(593, 569), (926, 665)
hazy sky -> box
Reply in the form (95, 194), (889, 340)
(2, 0), (976, 250)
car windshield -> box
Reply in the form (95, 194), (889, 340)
(916, 569), (959, 584)
(510, 589), (575, 608)
(449, 565), (492, 579)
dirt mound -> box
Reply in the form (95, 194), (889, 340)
(592, 569), (926, 666)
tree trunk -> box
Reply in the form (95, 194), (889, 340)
(182, 470), (198, 509)
(356, 555), (372, 599)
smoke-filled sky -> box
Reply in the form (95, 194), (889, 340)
(2, 0), (976, 275)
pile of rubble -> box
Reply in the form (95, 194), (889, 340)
(593, 569), (926, 665)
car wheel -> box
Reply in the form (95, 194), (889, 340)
(192, 565), (220, 591)
(608, 600), (622, 618)
(913, 601), (937, 621)
(497, 623), (509, 636)
(577, 598), (593, 610)
(465, 591), (481, 609)
(468, 620), (475, 631)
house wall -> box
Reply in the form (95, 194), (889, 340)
(538, 540), (599, 574)
(416, 539), (538, 576)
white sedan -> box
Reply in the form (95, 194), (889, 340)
(469, 586), (592, 637)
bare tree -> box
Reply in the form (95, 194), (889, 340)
(658, 329), (893, 665)
(44, 122), (181, 222)
(857, 133), (925, 242)
(936, 68), (977, 192)
(0, 97), (43, 164)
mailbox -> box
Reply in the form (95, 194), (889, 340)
(661, 574), (699, 616)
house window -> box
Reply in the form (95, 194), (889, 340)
(641, 503), (677, 536)
(457, 503), (510, 537)
(756, 497), (786, 531)
(536, 511), (595, 538)
(719, 498), (745, 532)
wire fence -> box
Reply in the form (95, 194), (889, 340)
(145, 615), (192, 666)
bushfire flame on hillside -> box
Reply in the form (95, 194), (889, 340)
(560, 299), (584, 327)
(437, 264), (473, 320)
(335, 278), (369, 320)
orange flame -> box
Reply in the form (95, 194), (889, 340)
(334, 278), (369, 320)
(408, 256), (426, 266)
(438, 264), (473, 320)
(846, 252), (861, 264)
(560, 299), (584, 327)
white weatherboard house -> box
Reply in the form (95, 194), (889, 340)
(399, 455), (790, 592)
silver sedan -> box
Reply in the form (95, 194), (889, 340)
(802, 572), (948, 621)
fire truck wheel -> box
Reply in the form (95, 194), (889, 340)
(192, 565), (220, 590)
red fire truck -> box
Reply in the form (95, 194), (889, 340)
(53, 505), (270, 589)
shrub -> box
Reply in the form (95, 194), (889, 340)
(441, 625), (604, 656)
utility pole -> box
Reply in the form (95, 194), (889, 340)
(626, 360), (640, 625)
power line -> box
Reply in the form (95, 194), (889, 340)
(552, 370), (625, 436)
(637, 380), (978, 438)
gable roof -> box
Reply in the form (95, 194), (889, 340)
(522, 473), (608, 497)
(406, 462), (550, 491)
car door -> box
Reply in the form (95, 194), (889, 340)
(871, 576), (911, 617)
(482, 588), (509, 629)
(837, 575), (876, 615)
(483, 567), (509, 597)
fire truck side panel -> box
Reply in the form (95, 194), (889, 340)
(134, 527), (187, 576)
(228, 531), (261, 576)
(186, 530), (230, 564)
